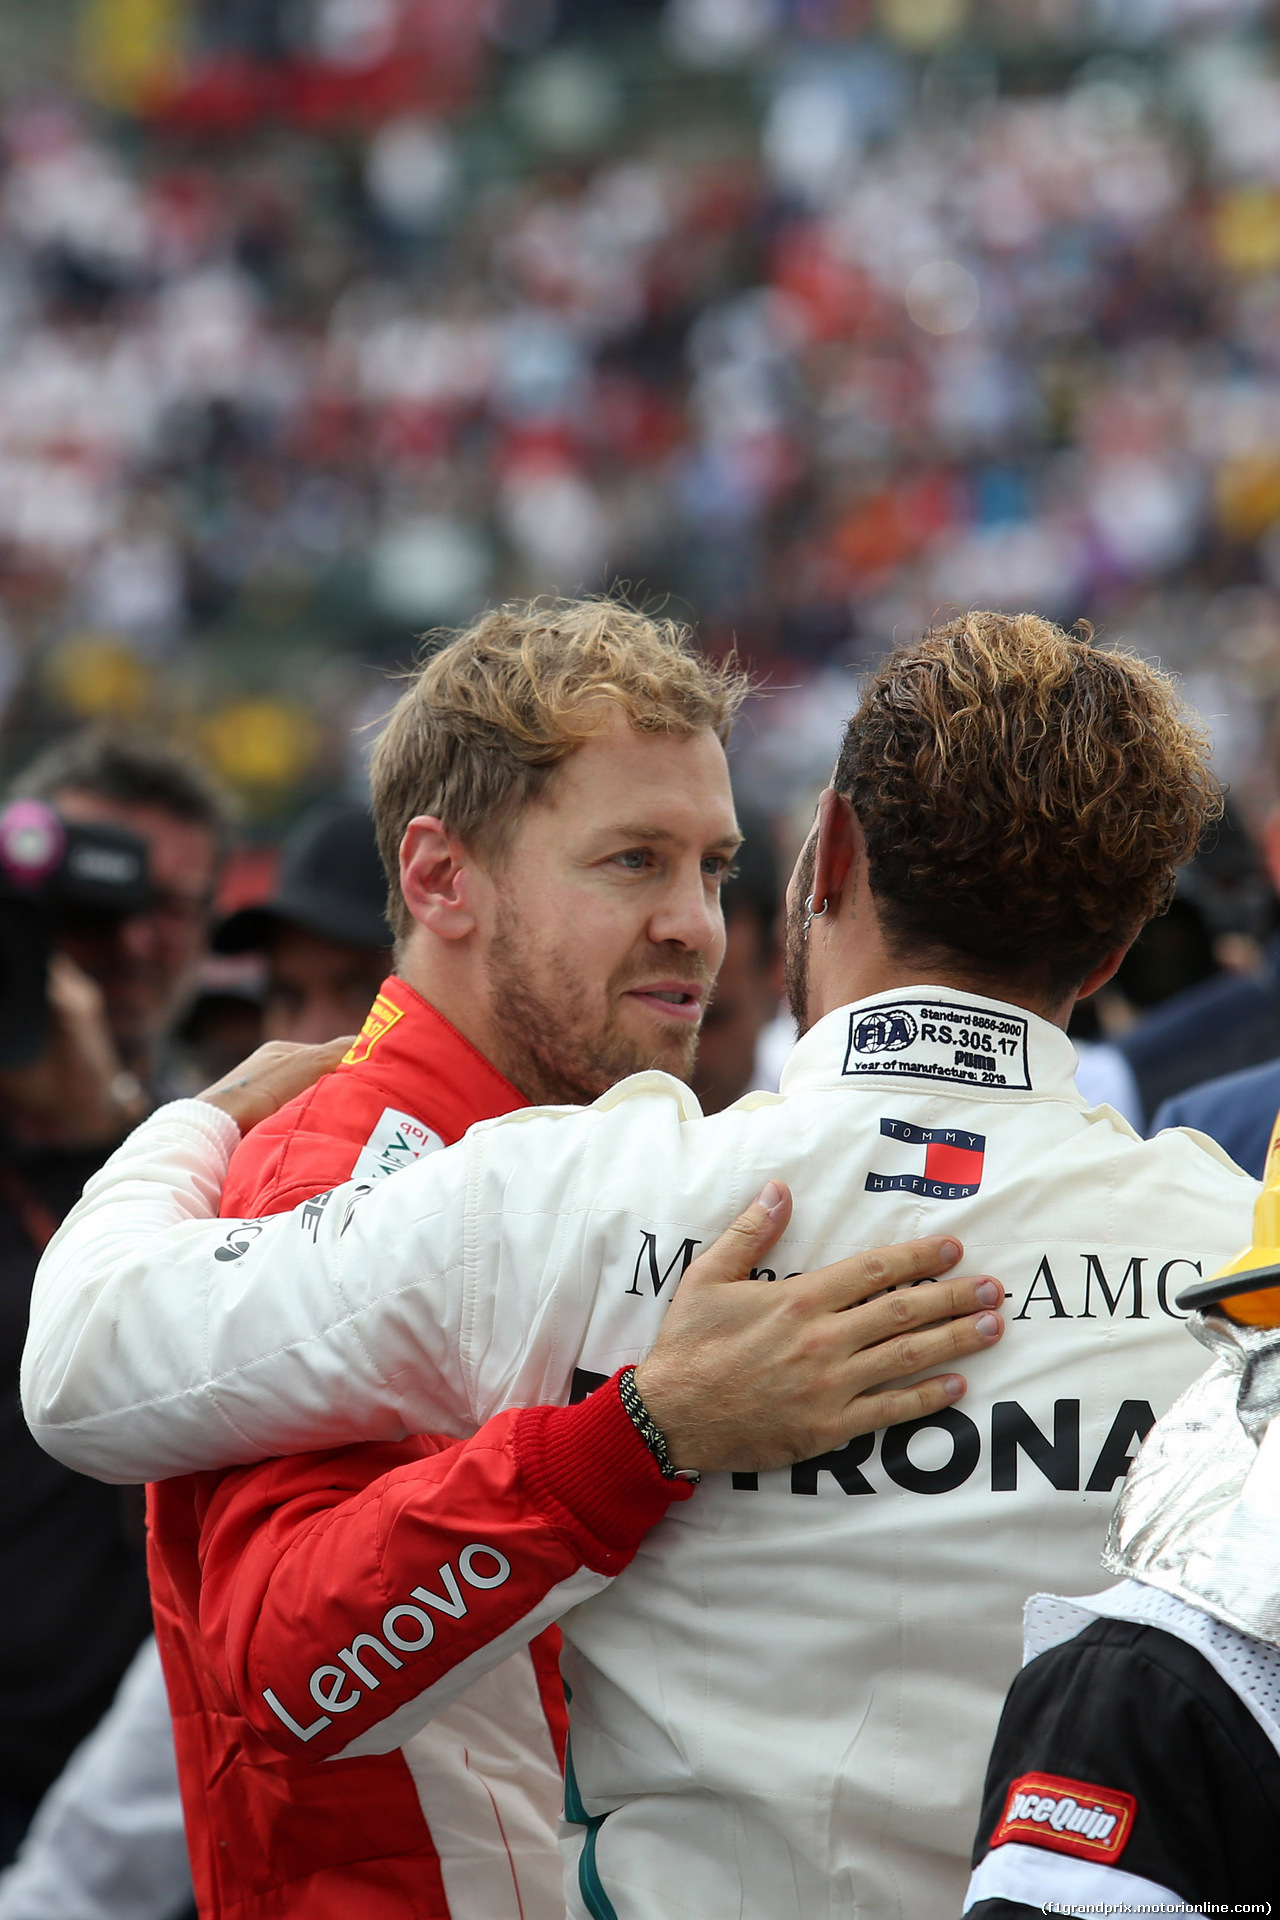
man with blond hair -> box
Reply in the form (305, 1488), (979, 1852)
(21, 599), (998, 1920)
(26, 612), (1254, 1919)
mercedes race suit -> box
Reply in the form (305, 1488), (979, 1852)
(23, 986), (1258, 1920)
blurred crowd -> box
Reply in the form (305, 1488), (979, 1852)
(6, 0), (1280, 824)
(10, 0), (1280, 1901)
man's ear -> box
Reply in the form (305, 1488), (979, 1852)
(399, 817), (479, 941)
(1076, 942), (1133, 1000)
(810, 789), (859, 916)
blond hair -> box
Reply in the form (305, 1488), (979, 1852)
(370, 598), (747, 938)
(837, 610), (1221, 997)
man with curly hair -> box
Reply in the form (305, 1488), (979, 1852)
(26, 612), (1257, 1920)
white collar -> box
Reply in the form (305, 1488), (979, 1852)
(779, 984), (1082, 1103)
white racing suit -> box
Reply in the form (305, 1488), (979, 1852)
(23, 988), (1258, 1920)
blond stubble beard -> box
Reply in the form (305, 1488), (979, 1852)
(485, 902), (705, 1106)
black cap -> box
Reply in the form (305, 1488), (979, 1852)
(1175, 1264), (1280, 1315)
(214, 801), (392, 955)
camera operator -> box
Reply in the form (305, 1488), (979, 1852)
(0, 802), (382, 1920)
(212, 797), (391, 1044)
(0, 728), (230, 1863)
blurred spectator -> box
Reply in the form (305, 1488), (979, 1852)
(1063, 994), (1144, 1126)
(1070, 1037), (1144, 1130)
(1151, 1054), (1280, 1176)
(10, 730), (229, 1083)
(212, 799), (391, 1041)
(690, 807), (780, 1110)
(1142, 792), (1280, 1169)
(0, 792), (388, 1917)
(0, 1641), (191, 1920)
(175, 799), (393, 1084)
(0, 727), (229, 1865)
(172, 976), (264, 1090)
(1118, 803), (1280, 1125)
(1111, 890), (1221, 1017)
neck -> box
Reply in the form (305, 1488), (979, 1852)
(809, 924), (1070, 1031)
(797, 803), (1079, 1034)
(395, 933), (530, 1094)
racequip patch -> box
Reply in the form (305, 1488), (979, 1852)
(843, 1000), (1031, 1090)
(342, 992), (404, 1066)
(991, 1771), (1136, 1864)
(865, 1118), (986, 1199)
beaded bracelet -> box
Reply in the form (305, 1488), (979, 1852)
(618, 1367), (701, 1485)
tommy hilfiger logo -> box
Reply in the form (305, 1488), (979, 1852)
(991, 1771), (1136, 1863)
(865, 1117), (986, 1200)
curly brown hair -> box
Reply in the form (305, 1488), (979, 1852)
(836, 611), (1222, 998)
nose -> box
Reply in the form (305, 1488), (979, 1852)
(647, 861), (722, 956)
(118, 912), (161, 963)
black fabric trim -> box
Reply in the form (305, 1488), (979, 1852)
(971, 1617), (1280, 1907)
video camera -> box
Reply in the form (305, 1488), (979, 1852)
(0, 799), (150, 1068)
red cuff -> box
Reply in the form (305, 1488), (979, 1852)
(512, 1373), (694, 1576)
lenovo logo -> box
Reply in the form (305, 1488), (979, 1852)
(262, 1543), (511, 1745)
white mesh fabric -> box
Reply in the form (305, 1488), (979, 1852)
(1023, 1578), (1280, 1757)
(1022, 1592), (1099, 1663)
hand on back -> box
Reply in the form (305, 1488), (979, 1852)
(633, 1184), (1003, 1475)
(198, 1039), (1004, 1474)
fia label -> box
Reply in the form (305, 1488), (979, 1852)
(842, 1000), (1031, 1091)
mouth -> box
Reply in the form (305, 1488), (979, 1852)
(624, 982), (706, 1025)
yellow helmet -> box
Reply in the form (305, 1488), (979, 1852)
(1178, 1110), (1280, 1325)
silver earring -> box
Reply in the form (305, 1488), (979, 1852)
(803, 894), (829, 931)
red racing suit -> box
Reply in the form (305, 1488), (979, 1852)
(147, 976), (688, 1920)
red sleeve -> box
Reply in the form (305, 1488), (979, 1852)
(195, 1373), (691, 1760)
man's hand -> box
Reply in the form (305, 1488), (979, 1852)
(199, 1037), (353, 1134)
(633, 1181), (1003, 1474)
(0, 955), (145, 1149)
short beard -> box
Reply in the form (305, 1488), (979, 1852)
(784, 837), (816, 1035)
(485, 902), (705, 1106)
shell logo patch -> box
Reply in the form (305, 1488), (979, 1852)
(343, 991), (405, 1066)
(991, 1771), (1136, 1863)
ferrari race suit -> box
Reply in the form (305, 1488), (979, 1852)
(24, 985), (1259, 1920)
(148, 976), (692, 1920)
(964, 1295), (1280, 1918)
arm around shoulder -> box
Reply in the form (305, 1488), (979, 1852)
(22, 1100), (241, 1479)
(22, 1100), (484, 1485)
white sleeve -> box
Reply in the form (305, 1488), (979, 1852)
(22, 1099), (484, 1485)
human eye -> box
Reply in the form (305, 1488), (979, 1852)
(702, 853), (735, 882)
(612, 847), (651, 872)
